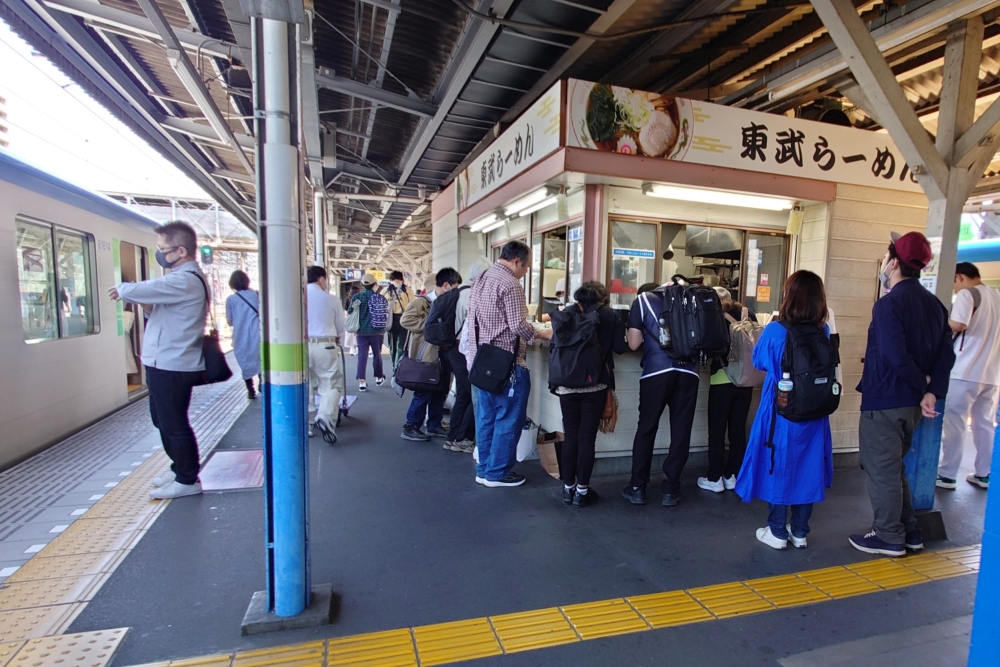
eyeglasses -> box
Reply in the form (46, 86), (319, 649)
(157, 245), (179, 254)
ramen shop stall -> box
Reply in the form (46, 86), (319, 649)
(431, 79), (929, 473)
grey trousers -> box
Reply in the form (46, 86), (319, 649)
(859, 407), (922, 544)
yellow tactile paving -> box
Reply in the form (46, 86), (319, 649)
(0, 576), (99, 611)
(412, 618), (502, 666)
(794, 566), (881, 599)
(489, 608), (580, 653)
(898, 553), (978, 580)
(626, 590), (714, 628)
(10, 629), (127, 667)
(559, 599), (649, 640)
(39, 529), (142, 558)
(0, 642), (25, 667)
(7, 553), (125, 584)
(232, 641), (324, 667)
(744, 575), (831, 608)
(68, 515), (153, 535)
(846, 559), (931, 590)
(326, 629), (416, 667)
(686, 582), (774, 619)
(0, 605), (83, 643)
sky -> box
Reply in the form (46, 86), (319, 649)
(0, 19), (208, 199)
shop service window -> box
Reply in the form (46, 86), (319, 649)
(15, 217), (99, 343)
(609, 220), (657, 308)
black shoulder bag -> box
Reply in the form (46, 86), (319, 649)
(469, 312), (519, 394)
(194, 273), (234, 385)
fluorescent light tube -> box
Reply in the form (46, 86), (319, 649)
(503, 188), (549, 216)
(644, 184), (794, 211)
(518, 196), (558, 217)
(480, 219), (506, 233)
(469, 213), (498, 232)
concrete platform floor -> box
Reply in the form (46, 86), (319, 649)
(67, 357), (989, 667)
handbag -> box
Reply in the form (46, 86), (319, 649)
(394, 339), (445, 393)
(194, 274), (234, 385)
(598, 389), (618, 434)
(469, 314), (518, 394)
(345, 298), (361, 334)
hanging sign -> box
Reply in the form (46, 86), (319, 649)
(566, 79), (922, 194)
(456, 82), (562, 211)
(612, 248), (656, 258)
(919, 236), (943, 294)
(345, 269), (364, 281)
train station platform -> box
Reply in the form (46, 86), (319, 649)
(0, 355), (988, 667)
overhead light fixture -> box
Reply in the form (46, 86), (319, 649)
(469, 213), (498, 232)
(480, 219), (506, 233)
(983, 200), (995, 206)
(642, 183), (795, 211)
(518, 196), (558, 217)
(503, 188), (549, 216)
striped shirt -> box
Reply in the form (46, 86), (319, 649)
(466, 262), (536, 370)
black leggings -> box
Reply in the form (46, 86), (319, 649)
(559, 389), (608, 487)
(706, 382), (753, 481)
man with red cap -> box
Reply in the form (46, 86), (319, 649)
(850, 231), (955, 557)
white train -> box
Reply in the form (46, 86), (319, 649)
(0, 151), (160, 471)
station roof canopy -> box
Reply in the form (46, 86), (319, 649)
(4, 0), (1000, 265)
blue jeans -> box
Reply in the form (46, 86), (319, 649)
(768, 503), (813, 540)
(406, 389), (446, 431)
(475, 365), (530, 481)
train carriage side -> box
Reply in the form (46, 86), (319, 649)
(0, 152), (160, 471)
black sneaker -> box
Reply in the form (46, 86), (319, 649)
(401, 426), (430, 442)
(661, 492), (681, 507)
(849, 530), (905, 557)
(562, 486), (575, 505)
(573, 488), (598, 508)
(483, 472), (526, 488)
(621, 485), (647, 505)
(315, 418), (337, 445)
(425, 426), (450, 439)
(905, 529), (924, 551)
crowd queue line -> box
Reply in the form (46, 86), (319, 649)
(108, 223), (999, 559)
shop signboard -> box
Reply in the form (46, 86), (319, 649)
(456, 82), (562, 211)
(919, 236), (943, 294)
(566, 79), (923, 194)
(345, 269), (363, 281)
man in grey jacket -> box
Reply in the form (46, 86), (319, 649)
(110, 222), (207, 499)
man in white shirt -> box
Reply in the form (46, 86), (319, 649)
(306, 266), (346, 444)
(938, 262), (1000, 490)
(109, 222), (207, 500)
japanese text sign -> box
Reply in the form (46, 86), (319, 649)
(566, 80), (922, 194)
(456, 82), (562, 210)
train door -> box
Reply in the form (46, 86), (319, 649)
(119, 241), (148, 397)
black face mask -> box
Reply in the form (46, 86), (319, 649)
(155, 249), (178, 269)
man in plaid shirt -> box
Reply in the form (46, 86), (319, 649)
(467, 241), (552, 487)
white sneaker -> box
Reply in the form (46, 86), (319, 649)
(475, 476), (486, 485)
(697, 476), (725, 493)
(756, 526), (788, 550)
(358, 380), (368, 392)
(149, 481), (202, 499)
(723, 475), (737, 491)
(786, 524), (808, 548)
(151, 474), (172, 487)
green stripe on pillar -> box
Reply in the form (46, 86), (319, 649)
(264, 342), (307, 373)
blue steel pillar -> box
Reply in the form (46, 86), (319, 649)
(254, 14), (309, 617)
(968, 403), (1000, 665)
(904, 399), (945, 512)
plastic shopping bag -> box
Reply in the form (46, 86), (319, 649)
(516, 419), (539, 462)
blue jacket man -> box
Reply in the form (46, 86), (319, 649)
(850, 232), (955, 557)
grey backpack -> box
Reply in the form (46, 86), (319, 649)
(723, 308), (765, 387)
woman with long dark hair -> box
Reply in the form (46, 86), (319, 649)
(225, 270), (261, 399)
(552, 281), (626, 507)
(736, 270), (834, 549)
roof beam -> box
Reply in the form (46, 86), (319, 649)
(41, 0), (247, 61)
(809, 0), (949, 199)
(315, 69), (437, 118)
(135, 0), (254, 175)
(935, 17), (984, 164)
(396, 0), (518, 184)
(158, 115), (256, 150)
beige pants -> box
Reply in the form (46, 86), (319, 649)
(309, 342), (343, 429)
(939, 378), (998, 479)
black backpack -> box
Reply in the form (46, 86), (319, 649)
(423, 285), (469, 348)
(776, 320), (841, 421)
(653, 278), (730, 362)
(548, 305), (603, 391)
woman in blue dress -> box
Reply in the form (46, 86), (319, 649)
(225, 270), (262, 399)
(735, 270), (834, 550)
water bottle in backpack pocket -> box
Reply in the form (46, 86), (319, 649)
(651, 277), (730, 363)
(775, 321), (841, 421)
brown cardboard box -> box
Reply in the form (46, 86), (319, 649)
(536, 430), (564, 479)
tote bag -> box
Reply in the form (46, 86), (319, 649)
(193, 274), (233, 385)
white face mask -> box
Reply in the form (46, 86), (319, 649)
(880, 258), (895, 292)
(392, 281), (403, 289)
(426, 290), (438, 303)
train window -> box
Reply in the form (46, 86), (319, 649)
(15, 217), (99, 343)
(55, 230), (97, 337)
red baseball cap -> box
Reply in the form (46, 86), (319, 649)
(889, 231), (932, 270)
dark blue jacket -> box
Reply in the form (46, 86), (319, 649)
(857, 279), (955, 411)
